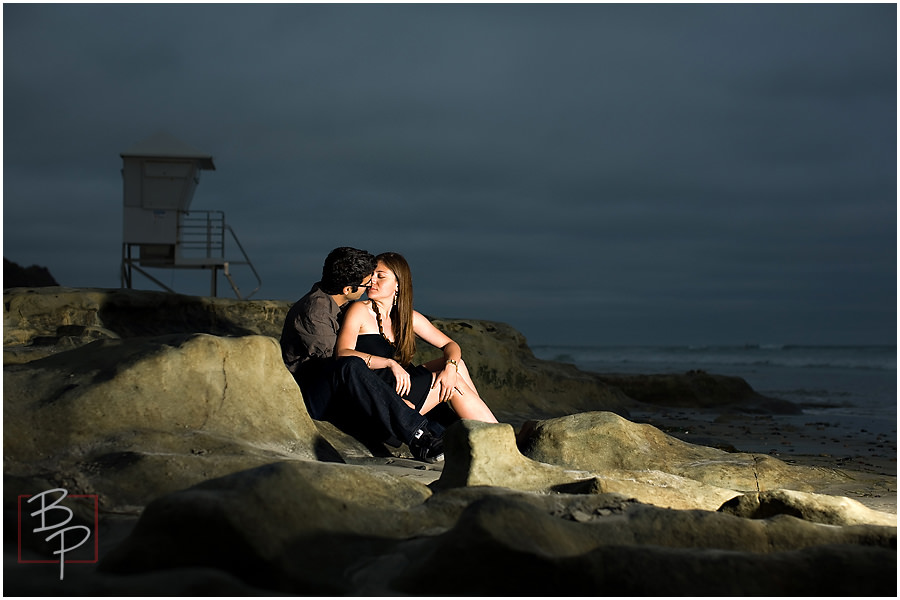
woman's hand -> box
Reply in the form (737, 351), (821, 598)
(433, 364), (459, 403)
(389, 360), (411, 397)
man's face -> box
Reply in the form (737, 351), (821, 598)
(347, 273), (373, 301)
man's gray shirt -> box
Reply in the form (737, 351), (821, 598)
(280, 283), (342, 374)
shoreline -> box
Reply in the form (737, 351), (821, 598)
(544, 351), (897, 516)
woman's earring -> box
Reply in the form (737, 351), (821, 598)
(394, 288), (399, 306)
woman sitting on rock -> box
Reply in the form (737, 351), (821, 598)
(336, 251), (498, 423)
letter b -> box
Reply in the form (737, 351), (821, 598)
(26, 488), (74, 533)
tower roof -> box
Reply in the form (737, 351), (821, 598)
(121, 132), (215, 170)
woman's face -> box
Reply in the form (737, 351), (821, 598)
(368, 260), (397, 303)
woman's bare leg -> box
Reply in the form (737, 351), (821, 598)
(452, 359), (481, 399)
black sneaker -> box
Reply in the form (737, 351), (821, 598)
(409, 428), (444, 463)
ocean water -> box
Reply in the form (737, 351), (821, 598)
(531, 344), (897, 442)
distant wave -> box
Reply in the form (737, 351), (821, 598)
(530, 345), (897, 372)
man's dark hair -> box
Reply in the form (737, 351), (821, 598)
(319, 247), (377, 295)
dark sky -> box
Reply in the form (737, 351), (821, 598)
(3, 3), (896, 346)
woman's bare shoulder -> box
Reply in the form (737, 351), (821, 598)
(346, 299), (372, 314)
(348, 299), (380, 323)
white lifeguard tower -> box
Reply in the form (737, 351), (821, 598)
(119, 132), (261, 298)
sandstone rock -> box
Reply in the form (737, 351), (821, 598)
(3, 287), (637, 421)
(720, 488), (898, 527)
(392, 494), (895, 596)
(3, 287), (287, 362)
(434, 420), (593, 491)
(4, 333), (326, 511)
(415, 318), (637, 422)
(96, 459), (896, 596)
(435, 420), (741, 511)
(594, 370), (802, 413)
(3, 287), (895, 596)
(517, 411), (849, 493)
(553, 470), (741, 512)
(100, 460), (435, 595)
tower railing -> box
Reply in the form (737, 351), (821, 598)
(178, 210), (226, 260)
(121, 209), (261, 299)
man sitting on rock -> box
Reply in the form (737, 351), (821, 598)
(280, 246), (445, 463)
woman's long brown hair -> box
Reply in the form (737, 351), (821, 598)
(375, 252), (415, 366)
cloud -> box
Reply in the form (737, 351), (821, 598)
(3, 3), (895, 345)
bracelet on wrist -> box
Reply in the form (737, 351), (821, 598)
(446, 359), (459, 372)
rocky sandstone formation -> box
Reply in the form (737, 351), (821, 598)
(4, 286), (896, 596)
(5, 333), (325, 512)
(518, 411), (839, 494)
(3, 286), (635, 424)
(593, 370), (802, 413)
(96, 447), (894, 596)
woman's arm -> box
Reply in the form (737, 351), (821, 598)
(412, 311), (460, 359)
(412, 311), (462, 403)
(335, 301), (366, 359)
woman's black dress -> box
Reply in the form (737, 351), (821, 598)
(355, 334), (433, 412)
